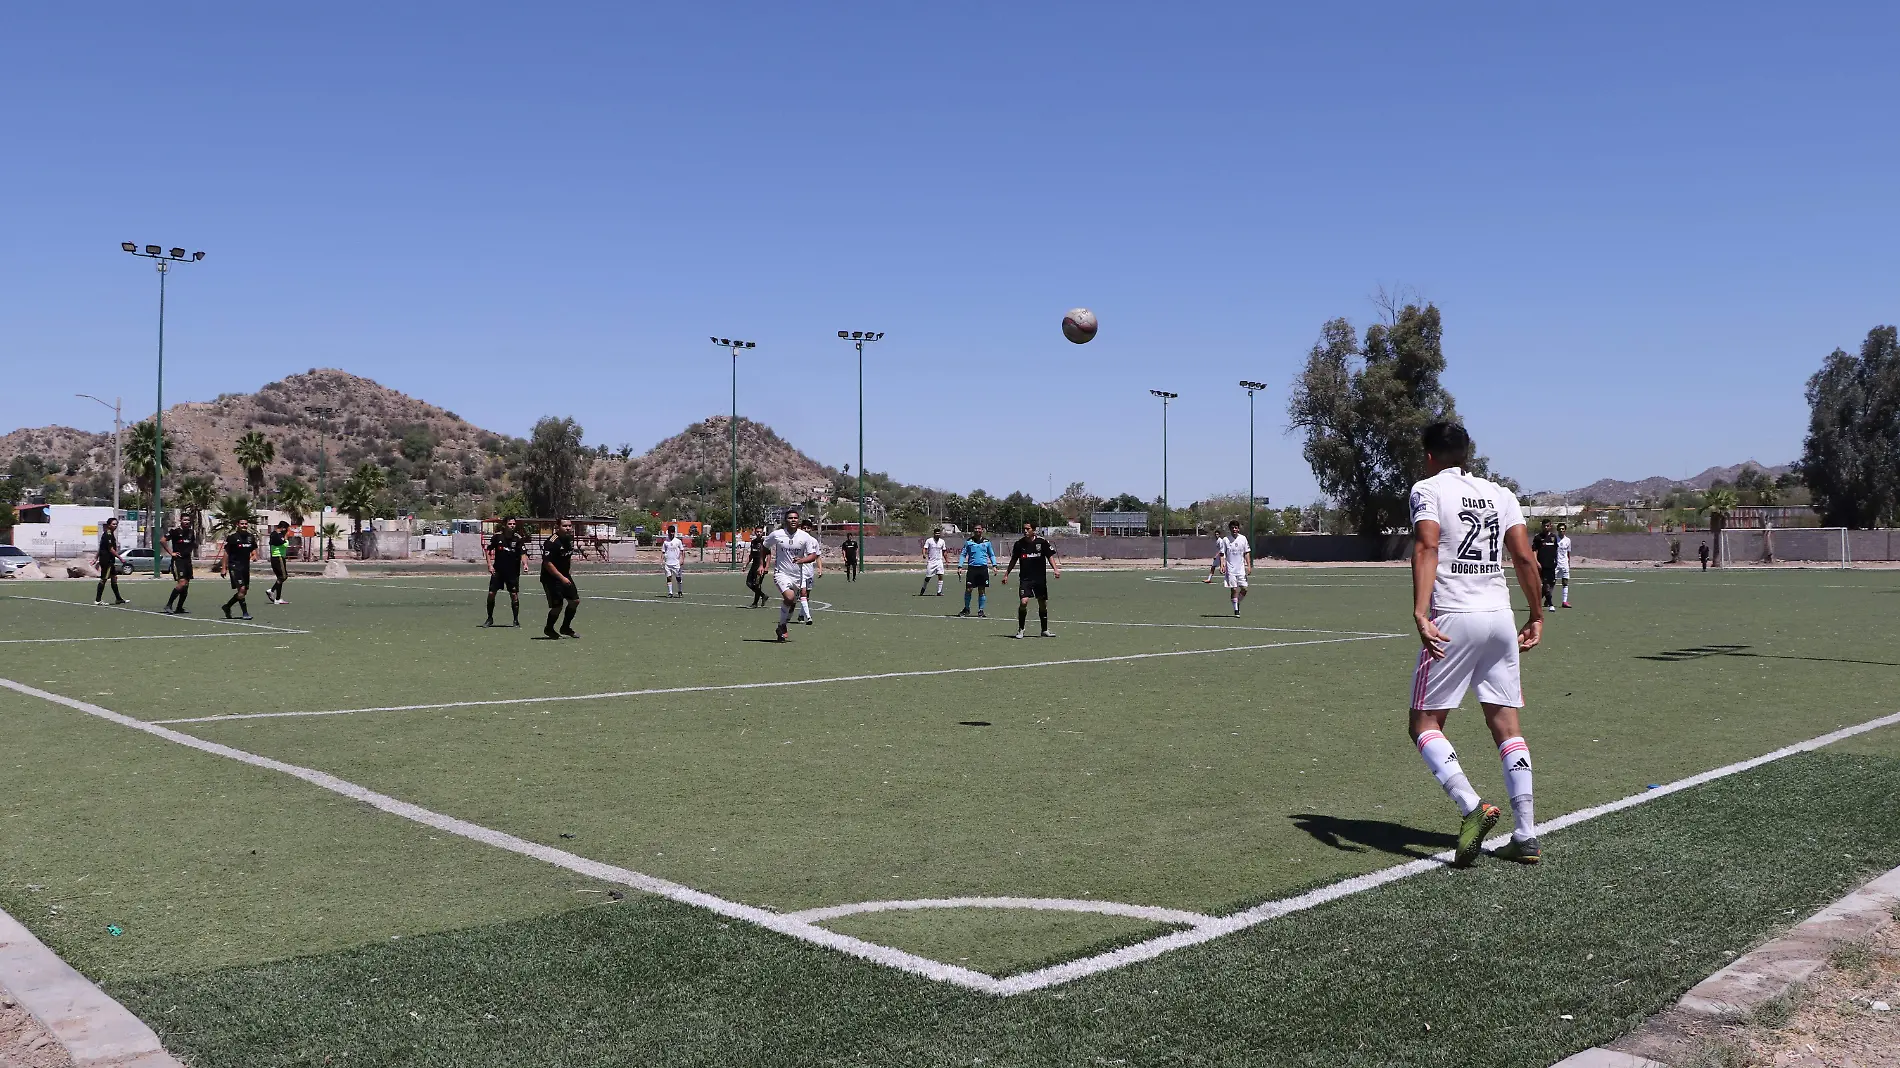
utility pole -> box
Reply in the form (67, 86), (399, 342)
(75, 394), (123, 515)
(304, 404), (339, 560)
(121, 243), (204, 570)
(836, 331), (884, 546)
(711, 338), (756, 568)
(1239, 380), (1267, 545)
(1150, 390), (1178, 567)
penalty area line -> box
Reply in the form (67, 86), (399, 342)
(0, 676), (1004, 995)
(6, 595), (306, 634)
(150, 633), (1401, 725)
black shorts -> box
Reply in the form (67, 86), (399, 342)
(271, 556), (289, 580)
(966, 565), (990, 589)
(490, 569), (521, 594)
(171, 558), (193, 581)
(228, 567), (251, 590)
(1017, 575), (1048, 599)
(542, 572), (577, 601)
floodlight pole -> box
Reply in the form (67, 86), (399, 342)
(1240, 380), (1267, 544)
(711, 338), (756, 568)
(122, 244), (203, 568)
(304, 404), (339, 559)
(836, 331), (884, 546)
(1150, 390), (1177, 567)
(75, 394), (123, 515)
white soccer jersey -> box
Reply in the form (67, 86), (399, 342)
(1408, 468), (1526, 614)
(1555, 535), (1572, 570)
(923, 537), (946, 566)
(766, 528), (822, 582)
(661, 536), (685, 567)
(1216, 533), (1251, 573)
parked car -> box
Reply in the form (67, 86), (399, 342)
(0, 544), (34, 575)
(120, 547), (173, 575)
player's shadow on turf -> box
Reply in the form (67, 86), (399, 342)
(1637, 644), (1900, 668)
(1289, 814), (1456, 859)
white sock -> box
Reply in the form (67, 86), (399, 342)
(799, 596), (811, 620)
(1231, 594), (1239, 609)
(1415, 729), (1481, 816)
(1499, 737), (1535, 839)
(936, 578), (943, 593)
(1561, 584), (1569, 606)
(779, 602), (792, 625)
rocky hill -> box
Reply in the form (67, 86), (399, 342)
(626, 416), (837, 503)
(1532, 461), (1794, 504)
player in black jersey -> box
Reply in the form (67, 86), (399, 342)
(1001, 521), (1060, 639)
(265, 521), (293, 604)
(482, 517), (529, 627)
(217, 519), (259, 620)
(163, 522), (199, 614)
(92, 517), (129, 605)
(744, 533), (769, 608)
(540, 518), (580, 638)
(841, 535), (860, 581)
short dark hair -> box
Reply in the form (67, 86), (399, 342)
(1421, 421), (1471, 465)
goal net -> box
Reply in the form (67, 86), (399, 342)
(1718, 527), (1851, 568)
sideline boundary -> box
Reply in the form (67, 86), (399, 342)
(5, 675), (1897, 996)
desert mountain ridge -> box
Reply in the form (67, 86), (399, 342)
(1530, 460), (1795, 505)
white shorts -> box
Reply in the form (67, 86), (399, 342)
(664, 563), (683, 579)
(1554, 564), (1570, 580)
(1409, 609), (1523, 710)
(926, 562), (945, 577)
(774, 573), (804, 594)
(801, 565), (816, 589)
(1223, 569), (1248, 590)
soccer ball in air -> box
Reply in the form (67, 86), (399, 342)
(1062, 307), (1098, 344)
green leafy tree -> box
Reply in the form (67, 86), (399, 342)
(494, 491), (529, 520)
(1702, 487), (1738, 564)
(1288, 303), (1510, 536)
(275, 476), (315, 526)
(523, 416), (584, 517)
(174, 476), (217, 539)
(399, 426), (435, 465)
(319, 521), (342, 560)
(1800, 326), (1900, 527)
(337, 463), (385, 546)
(0, 500), (16, 534)
(212, 493), (258, 534)
(122, 420), (174, 519)
(234, 431), (276, 498)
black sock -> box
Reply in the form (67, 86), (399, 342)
(178, 587), (188, 609)
(546, 608), (560, 632)
(95, 579), (106, 601)
(165, 589), (178, 610)
(510, 596), (519, 622)
(486, 593), (496, 621)
(237, 598), (248, 614)
(1040, 610), (1048, 631)
(1018, 605), (1028, 628)
(224, 594), (237, 609)
(562, 602), (578, 629)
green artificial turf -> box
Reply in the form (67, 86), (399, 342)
(4, 566), (1900, 1064)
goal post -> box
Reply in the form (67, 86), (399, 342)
(1718, 527), (1850, 569)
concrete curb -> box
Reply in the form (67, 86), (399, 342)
(1552, 861), (1900, 1067)
(0, 907), (184, 1068)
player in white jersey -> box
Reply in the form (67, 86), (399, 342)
(763, 509), (823, 642)
(1204, 520), (1253, 615)
(1554, 523), (1573, 608)
(1407, 422), (1547, 867)
(798, 542), (822, 625)
(919, 529), (948, 596)
(660, 527), (687, 597)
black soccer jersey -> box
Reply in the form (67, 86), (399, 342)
(1532, 532), (1559, 572)
(223, 531), (257, 568)
(489, 529), (529, 574)
(1009, 536), (1056, 581)
(166, 526), (198, 559)
(96, 530), (119, 563)
(542, 532), (575, 577)
(842, 539), (859, 561)
(746, 539), (768, 575)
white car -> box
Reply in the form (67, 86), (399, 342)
(0, 544), (34, 575)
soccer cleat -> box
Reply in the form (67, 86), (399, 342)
(775, 623), (788, 642)
(976, 610), (986, 618)
(1013, 629), (1025, 639)
(543, 627), (560, 639)
(1233, 607), (1241, 616)
(935, 590), (944, 596)
(559, 628), (580, 638)
(222, 605), (233, 619)
(1454, 803), (1502, 868)
(803, 617), (814, 626)
(957, 608), (971, 617)
(240, 613), (253, 621)
(1040, 629), (1054, 638)
(1561, 603), (1571, 609)
(1494, 837), (1542, 864)
(510, 620), (520, 628)
(480, 620), (495, 628)
(173, 607), (188, 614)
(113, 599), (129, 606)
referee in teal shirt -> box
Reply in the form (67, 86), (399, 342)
(957, 524), (997, 617)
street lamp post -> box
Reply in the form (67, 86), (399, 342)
(75, 394), (124, 516)
(836, 331), (884, 547)
(1150, 390), (1178, 567)
(710, 338), (756, 568)
(303, 405), (339, 560)
(1239, 380), (1267, 545)
(121, 243), (204, 573)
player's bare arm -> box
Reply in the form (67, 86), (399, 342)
(1411, 519), (1450, 660)
(1503, 523), (1545, 651)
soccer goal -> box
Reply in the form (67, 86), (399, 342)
(1718, 527), (1851, 568)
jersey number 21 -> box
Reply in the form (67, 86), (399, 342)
(1455, 510), (1501, 562)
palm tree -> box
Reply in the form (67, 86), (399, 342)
(319, 521), (342, 561)
(175, 476), (217, 541)
(212, 493), (257, 535)
(1703, 487), (1739, 567)
(337, 476), (377, 555)
(122, 420), (173, 544)
(235, 432), (276, 500)
(276, 476), (314, 526)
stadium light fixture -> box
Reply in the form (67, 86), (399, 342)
(1150, 390), (1178, 566)
(1239, 381), (1268, 545)
(711, 336), (758, 569)
(119, 241), (206, 570)
(836, 330), (885, 545)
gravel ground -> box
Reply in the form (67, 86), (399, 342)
(0, 991), (72, 1068)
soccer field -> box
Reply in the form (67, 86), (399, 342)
(4, 565), (1899, 1066)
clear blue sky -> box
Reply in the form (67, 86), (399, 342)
(3, 4), (1895, 505)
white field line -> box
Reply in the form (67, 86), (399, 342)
(988, 707), (1900, 994)
(0, 676), (1003, 994)
(8, 678), (1898, 996)
(785, 896), (1215, 927)
(150, 634), (1398, 725)
(7, 595), (306, 634)
(0, 631), (307, 645)
(1141, 577), (1637, 588)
